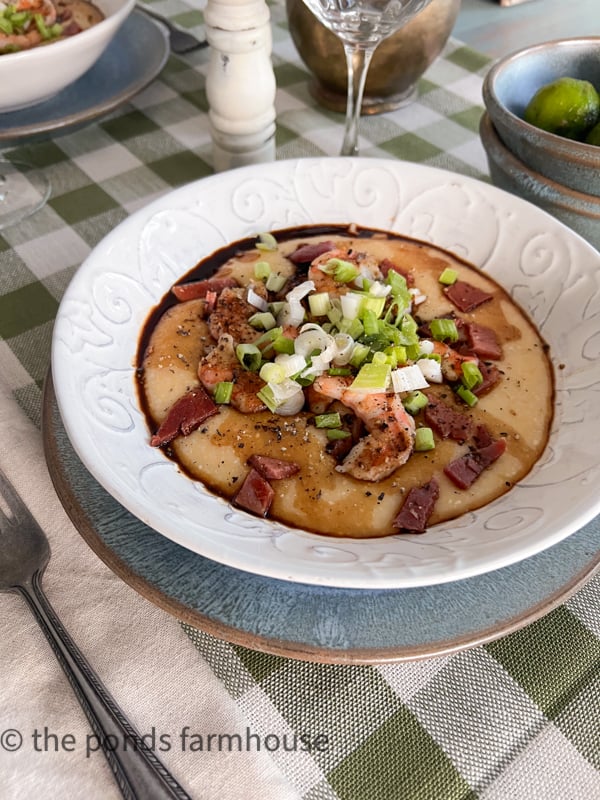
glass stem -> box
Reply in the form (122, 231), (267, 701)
(340, 43), (375, 157)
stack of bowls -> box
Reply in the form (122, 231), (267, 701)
(481, 37), (600, 251)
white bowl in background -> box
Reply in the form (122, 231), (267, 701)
(0, 0), (135, 113)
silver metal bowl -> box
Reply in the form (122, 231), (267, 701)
(286, 0), (461, 114)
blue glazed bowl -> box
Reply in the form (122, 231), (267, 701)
(480, 113), (600, 251)
(482, 37), (600, 198)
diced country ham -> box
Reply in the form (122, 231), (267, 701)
(233, 468), (275, 517)
(473, 362), (501, 396)
(247, 455), (300, 480)
(150, 387), (218, 447)
(445, 280), (493, 313)
(473, 424), (493, 449)
(288, 241), (336, 264)
(467, 322), (503, 360)
(379, 259), (415, 286)
(172, 277), (238, 301)
(424, 398), (472, 443)
(392, 479), (440, 533)
(444, 438), (507, 489)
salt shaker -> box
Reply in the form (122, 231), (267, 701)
(204, 0), (277, 171)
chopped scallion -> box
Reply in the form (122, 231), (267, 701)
(398, 314), (419, 346)
(406, 344), (422, 361)
(349, 363), (391, 392)
(259, 362), (286, 384)
(315, 412), (342, 429)
(456, 385), (478, 407)
(430, 318), (459, 343)
(236, 343), (262, 371)
(327, 305), (342, 326)
(361, 295), (386, 319)
(385, 345), (407, 366)
(254, 260), (271, 280)
(349, 343), (370, 368)
(265, 272), (287, 292)
(249, 311), (277, 330)
(256, 232), (278, 251)
(327, 429), (351, 441)
(362, 308), (380, 336)
(214, 382), (234, 404)
(414, 427), (435, 451)
(438, 267), (458, 286)
(321, 258), (359, 283)
(402, 390), (428, 415)
(272, 335), (295, 355)
(308, 292), (331, 317)
(256, 385), (278, 412)
(461, 361), (483, 390)
(339, 316), (364, 340)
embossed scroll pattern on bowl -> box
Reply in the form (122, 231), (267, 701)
(51, 158), (600, 589)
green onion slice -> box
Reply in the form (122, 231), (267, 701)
(402, 390), (428, 415)
(214, 382), (234, 404)
(265, 272), (287, 292)
(315, 412), (342, 429)
(456, 385), (478, 407)
(430, 318), (459, 343)
(254, 261), (271, 280)
(236, 343), (262, 371)
(327, 429), (351, 441)
(256, 232), (278, 251)
(461, 361), (483, 390)
(414, 427), (435, 451)
(349, 363), (391, 392)
(438, 267), (458, 286)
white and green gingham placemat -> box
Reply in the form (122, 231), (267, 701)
(0, 2), (598, 798)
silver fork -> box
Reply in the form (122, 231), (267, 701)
(0, 467), (192, 800)
(135, 2), (208, 54)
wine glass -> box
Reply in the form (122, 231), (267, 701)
(299, 0), (434, 156)
(0, 158), (50, 230)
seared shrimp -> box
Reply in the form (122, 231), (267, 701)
(208, 282), (267, 343)
(308, 248), (384, 295)
(198, 334), (266, 414)
(313, 375), (415, 481)
(431, 341), (478, 382)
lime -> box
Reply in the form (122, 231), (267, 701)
(523, 77), (600, 140)
(585, 121), (600, 146)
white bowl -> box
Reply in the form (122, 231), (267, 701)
(0, 0), (135, 113)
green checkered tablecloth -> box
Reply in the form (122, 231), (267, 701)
(1, 2), (598, 798)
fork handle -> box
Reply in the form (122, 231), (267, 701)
(18, 572), (192, 800)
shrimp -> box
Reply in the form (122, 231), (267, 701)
(208, 282), (267, 343)
(313, 375), (415, 481)
(0, 0), (57, 52)
(308, 248), (383, 295)
(431, 341), (478, 382)
(198, 334), (266, 414)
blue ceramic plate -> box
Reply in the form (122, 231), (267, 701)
(43, 377), (600, 663)
(0, 10), (169, 145)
